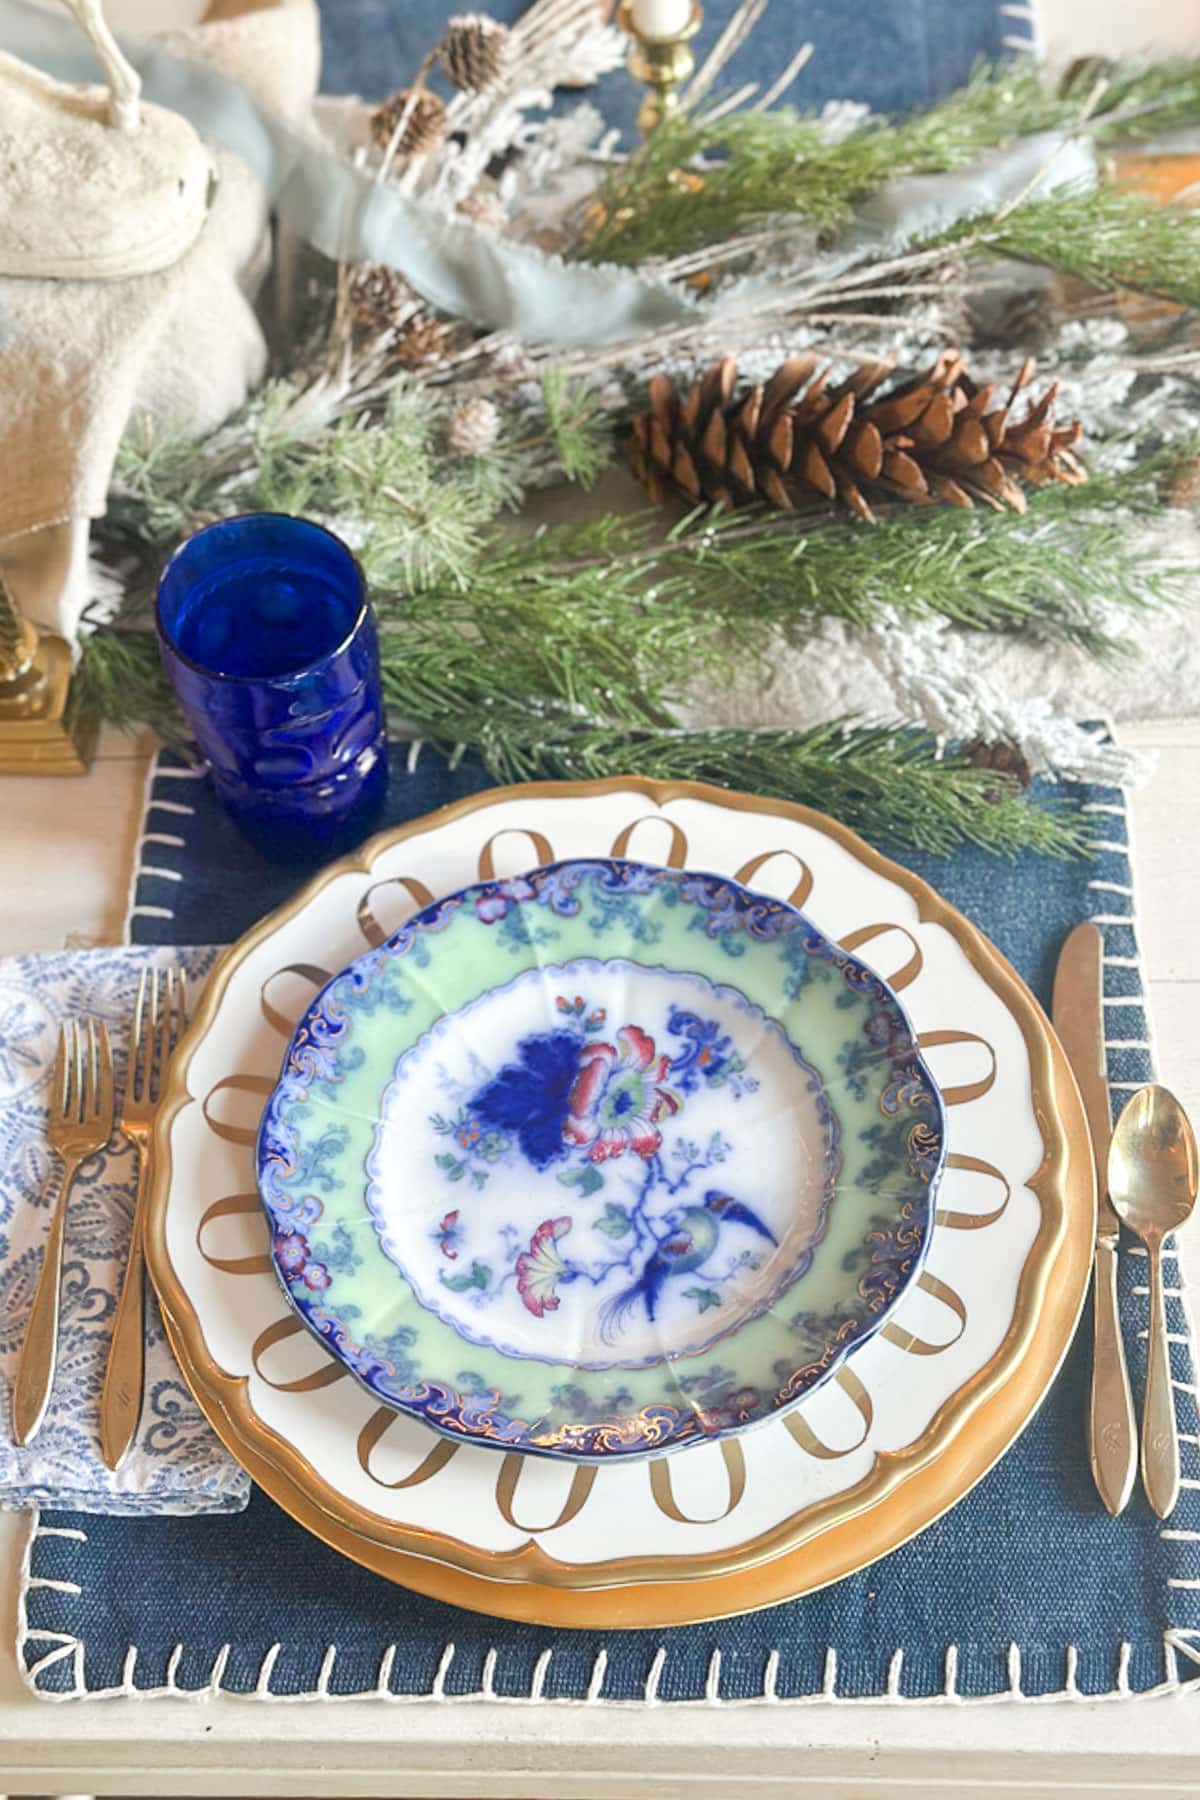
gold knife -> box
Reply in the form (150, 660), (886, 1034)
(1053, 921), (1137, 1516)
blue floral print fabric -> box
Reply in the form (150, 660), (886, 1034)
(0, 947), (248, 1517)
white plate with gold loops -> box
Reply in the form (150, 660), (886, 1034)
(147, 778), (1093, 1628)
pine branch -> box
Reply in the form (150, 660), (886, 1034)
(75, 629), (179, 738)
(940, 186), (1200, 308)
(583, 57), (1200, 268)
(87, 437), (1197, 753)
(585, 63), (1071, 265)
(426, 718), (1091, 858)
(1086, 56), (1200, 143)
(538, 369), (613, 489)
(78, 616), (1082, 855)
(110, 372), (613, 588)
(658, 469), (1192, 660)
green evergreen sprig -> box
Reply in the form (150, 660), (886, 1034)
(79, 434), (1197, 858)
(111, 373), (614, 589)
(964, 187), (1200, 308)
(74, 618), (1085, 856)
(463, 720), (1089, 858)
(583, 56), (1200, 269)
(658, 454), (1193, 661)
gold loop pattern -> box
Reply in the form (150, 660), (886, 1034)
(881, 1272), (969, 1356)
(936, 1153), (1012, 1231)
(783, 1367), (874, 1460)
(495, 1455), (597, 1532)
(477, 829), (555, 881)
(733, 848), (814, 911)
(260, 963), (333, 1039)
(609, 816), (689, 868)
(251, 1316), (348, 1392)
(649, 1439), (746, 1523)
(916, 1030), (998, 1107)
(356, 877), (435, 948)
(357, 1408), (460, 1488)
(202, 1074), (274, 1146)
(838, 922), (923, 993)
(196, 1192), (271, 1276)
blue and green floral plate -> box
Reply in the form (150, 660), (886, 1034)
(256, 858), (946, 1462)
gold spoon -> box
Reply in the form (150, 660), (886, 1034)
(1108, 1085), (1199, 1519)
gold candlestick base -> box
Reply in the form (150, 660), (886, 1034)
(0, 601), (97, 775)
(618, 1), (703, 136)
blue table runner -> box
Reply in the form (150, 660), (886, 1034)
(21, 748), (1200, 1703)
(314, 0), (1033, 141)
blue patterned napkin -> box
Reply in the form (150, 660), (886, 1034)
(0, 946), (249, 1516)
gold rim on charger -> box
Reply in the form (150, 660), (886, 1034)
(146, 778), (1095, 1628)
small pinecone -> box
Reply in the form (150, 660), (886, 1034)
(184, 510), (223, 539)
(392, 311), (453, 368)
(963, 737), (1034, 788)
(457, 180), (509, 234)
(628, 350), (1086, 523)
(370, 87), (448, 160)
(348, 263), (411, 337)
(448, 397), (501, 456)
(440, 13), (511, 91)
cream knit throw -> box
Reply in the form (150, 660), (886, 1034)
(0, 0), (319, 645)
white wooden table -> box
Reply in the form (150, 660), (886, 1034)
(0, 721), (1198, 1797)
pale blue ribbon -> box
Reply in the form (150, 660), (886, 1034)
(2, 0), (1096, 348)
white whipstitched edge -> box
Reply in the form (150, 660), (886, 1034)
(996, 0), (1040, 57)
(1098, 732), (1200, 1673)
(16, 1515), (1200, 1710)
(121, 749), (206, 943)
(17, 750), (1200, 1704)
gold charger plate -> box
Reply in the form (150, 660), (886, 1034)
(147, 778), (1094, 1627)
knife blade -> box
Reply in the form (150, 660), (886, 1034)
(1053, 921), (1137, 1516)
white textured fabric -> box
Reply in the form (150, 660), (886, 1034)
(683, 595), (1200, 740)
(0, 0), (320, 645)
(0, 945), (249, 1516)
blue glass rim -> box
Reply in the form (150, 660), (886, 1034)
(255, 856), (949, 1463)
(156, 512), (370, 687)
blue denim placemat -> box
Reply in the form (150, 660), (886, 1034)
(314, 0), (1033, 140)
(22, 746), (1200, 1703)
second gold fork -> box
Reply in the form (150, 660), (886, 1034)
(100, 967), (186, 1471)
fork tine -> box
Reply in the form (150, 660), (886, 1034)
(154, 968), (174, 1102)
(131, 968), (150, 1107)
(51, 1023), (70, 1120)
(85, 1018), (98, 1122)
(72, 1020), (86, 1126)
(93, 1019), (115, 1134)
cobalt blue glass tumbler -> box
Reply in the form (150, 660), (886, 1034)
(156, 513), (387, 863)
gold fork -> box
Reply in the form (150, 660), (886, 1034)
(13, 1018), (115, 1446)
(100, 967), (186, 1471)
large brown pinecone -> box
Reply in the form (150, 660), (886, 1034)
(628, 351), (1086, 522)
(440, 14), (511, 90)
(370, 87), (448, 160)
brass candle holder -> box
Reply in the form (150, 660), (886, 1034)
(617, 0), (703, 136)
(0, 576), (97, 775)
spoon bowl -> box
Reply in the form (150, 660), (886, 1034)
(1108, 1084), (1199, 1519)
(1108, 1084), (1198, 1245)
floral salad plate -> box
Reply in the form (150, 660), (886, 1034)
(255, 858), (946, 1461)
